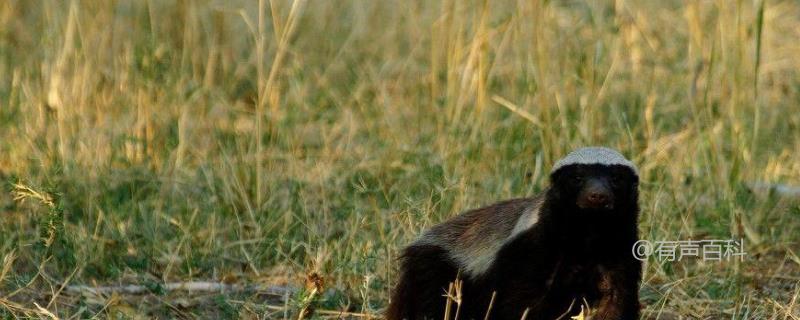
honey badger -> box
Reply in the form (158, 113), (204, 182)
(387, 147), (641, 320)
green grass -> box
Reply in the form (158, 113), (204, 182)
(1, 0), (800, 318)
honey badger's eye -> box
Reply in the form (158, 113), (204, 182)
(610, 176), (622, 187)
(572, 175), (583, 184)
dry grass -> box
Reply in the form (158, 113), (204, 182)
(1, 0), (799, 318)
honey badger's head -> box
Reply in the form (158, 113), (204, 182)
(548, 147), (639, 215)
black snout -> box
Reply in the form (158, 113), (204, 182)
(587, 192), (608, 204)
(577, 178), (614, 210)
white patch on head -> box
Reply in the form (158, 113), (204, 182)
(551, 147), (638, 175)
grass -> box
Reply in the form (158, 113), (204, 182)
(1, 0), (799, 318)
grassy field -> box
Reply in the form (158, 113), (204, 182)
(1, 0), (800, 318)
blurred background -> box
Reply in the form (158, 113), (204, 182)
(1, 0), (799, 318)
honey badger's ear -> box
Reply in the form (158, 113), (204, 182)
(547, 166), (583, 197)
(610, 164), (639, 187)
(548, 166), (572, 185)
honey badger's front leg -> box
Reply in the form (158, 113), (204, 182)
(590, 261), (641, 320)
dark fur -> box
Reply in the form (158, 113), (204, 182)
(386, 164), (641, 320)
